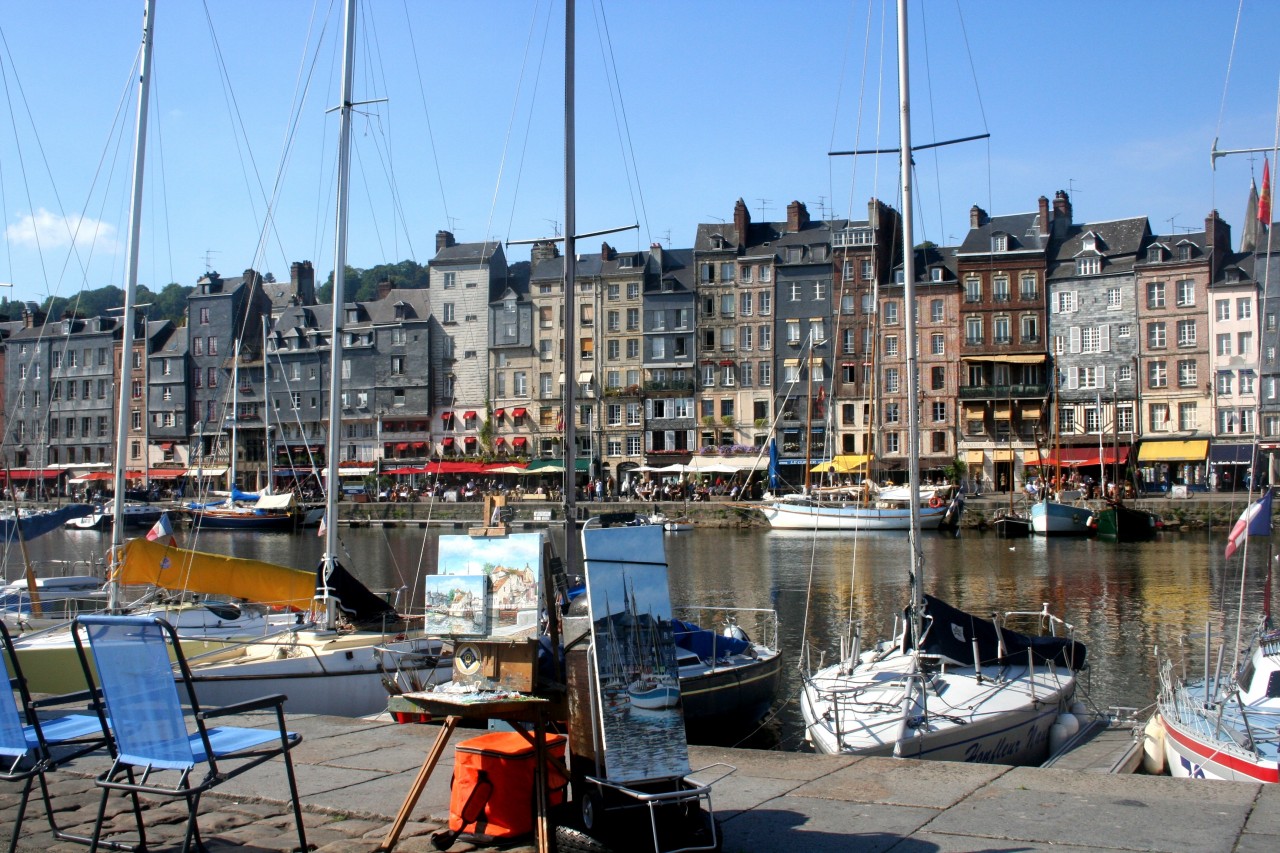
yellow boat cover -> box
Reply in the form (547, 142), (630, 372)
(117, 537), (316, 611)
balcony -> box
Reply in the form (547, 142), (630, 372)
(644, 379), (695, 393)
(958, 383), (1048, 400)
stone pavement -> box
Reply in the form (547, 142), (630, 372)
(5, 711), (1279, 852)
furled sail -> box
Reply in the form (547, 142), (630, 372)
(117, 537), (316, 611)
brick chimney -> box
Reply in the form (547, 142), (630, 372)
(650, 242), (664, 269)
(600, 242), (613, 261)
(786, 200), (809, 232)
(530, 240), (560, 267)
(1052, 190), (1073, 225)
(1206, 210), (1231, 274)
(969, 205), (988, 228)
(290, 260), (316, 305)
(733, 198), (750, 244)
(376, 279), (393, 300)
(1038, 196), (1051, 236)
(435, 230), (456, 253)
(22, 302), (42, 329)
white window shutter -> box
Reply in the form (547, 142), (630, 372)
(1068, 367), (1079, 389)
(1100, 324), (1110, 351)
(1071, 291), (1078, 312)
(1069, 327), (1082, 353)
(1097, 365), (1106, 387)
(645, 399), (653, 419)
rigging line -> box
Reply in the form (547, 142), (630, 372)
(358, 105), (419, 263)
(842, 0), (876, 226)
(828, 0), (862, 213)
(918, 0), (945, 239)
(150, 74), (176, 291)
(500, 0), (554, 245)
(398, 0), (451, 232)
(1214, 0), (1246, 146)
(352, 135), (388, 263)
(591, 0), (651, 246)
(358, 1), (401, 261)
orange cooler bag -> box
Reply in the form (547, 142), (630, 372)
(448, 730), (568, 839)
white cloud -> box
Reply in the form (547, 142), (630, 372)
(5, 208), (120, 254)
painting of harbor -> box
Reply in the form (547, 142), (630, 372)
(424, 575), (488, 636)
(582, 524), (690, 784)
(437, 533), (542, 637)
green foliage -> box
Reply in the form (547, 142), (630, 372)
(317, 260), (430, 304)
(34, 282), (194, 325)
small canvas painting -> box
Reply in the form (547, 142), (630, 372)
(583, 524), (690, 784)
(438, 533), (542, 636)
(424, 575), (488, 636)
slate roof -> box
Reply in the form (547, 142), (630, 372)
(1048, 217), (1151, 280)
(957, 211), (1044, 255)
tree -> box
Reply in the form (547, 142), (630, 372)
(317, 260), (429, 304)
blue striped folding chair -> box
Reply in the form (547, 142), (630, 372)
(2, 621), (133, 853)
(72, 615), (309, 853)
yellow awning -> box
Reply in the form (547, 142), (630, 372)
(1137, 439), (1209, 463)
(994, 407), (1012, 420)
(1021, 406), (1043, 420)
(965, 450), (985, 464)
(117, 538), (317, 612)
(784, 358), (800, 367)
(1023, 449), (1043, 464)
(994, 449), (1015, 462)
(964, 403), (985, 419)
(810, 454), (873, 474)
(960, 354), (1047, 364)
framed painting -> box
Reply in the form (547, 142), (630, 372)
(438, 532), (543, 637)
(423, 574), (488, 636)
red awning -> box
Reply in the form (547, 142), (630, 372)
(144, 468), (185, 479)
(512, 408), (527, 418)
(159, 441), (174, 450)
(441, 411), (454, 420)
(494, 408), (505, 418)
(719, 359), (735, 366)
(1042, 446), (1130, 467)
(512, 436), (528, 447)
(395, 442), (409, 451)
(463, 410), (477, 419)
(464, 436), (478, 444)
(412, 441), (426, 449)
(442, 437), (455, 446)
(80, 471), (115, 482)
(495, 437), (507, 446)
(424, 461), (487, 474)
(0, 468), (62, 481)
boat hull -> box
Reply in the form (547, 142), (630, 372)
(993, 516), (1032, 538)
(1094, 505), (1157, 541)
(680, 650), (782, 735)
(762, 502), (948, 531)
(190, 511), (296, 531)
(1030, 501), (1092, 536)
(1159, 710), (1280, 783)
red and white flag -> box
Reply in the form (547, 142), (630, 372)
(1224, 488), (1273, 560)
(1260, 157), (1273, 225)
(145, 512), (176, 544)
(317, 511), (327, 538)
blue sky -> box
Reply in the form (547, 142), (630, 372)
(2, 1), (1279, 307)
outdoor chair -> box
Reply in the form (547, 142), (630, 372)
(2, 621), (134, 853)
(72, 615), (309, 853)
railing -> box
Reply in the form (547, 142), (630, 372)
(644, 380), (696, 393)
(958, 383), (1048, 399)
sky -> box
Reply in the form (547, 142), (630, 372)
(2, 1), (1280, 308)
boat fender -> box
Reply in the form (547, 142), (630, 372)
(724, 623), (751, 643)
(1070, 700), (1088, 717)
(1141, 714), (1166, 775)
(1048, 712), (1079, 755)
(928, 496), (943, 508)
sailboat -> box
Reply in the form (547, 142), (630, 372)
(1091, 384), (1157, 541)
(799, 0), (1087, 764)
(1030, 370), (1093, 536)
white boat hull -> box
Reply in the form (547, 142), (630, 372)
(762, 501), (947, 531)
(1030, 501), (1092, 536)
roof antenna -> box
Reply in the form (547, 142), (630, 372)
(202, 249), (220, 273)
(756, 198), (773, 221)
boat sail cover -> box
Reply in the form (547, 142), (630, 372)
(911, 594), (1088, 671)
(0, 504), (93, 544)
(117, 537), (317, 611)
(315, 560), (396, 622)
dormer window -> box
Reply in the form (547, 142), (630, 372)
(992, 234), (1008, 252)
(1178, 244), (1193, 261)
(1076, 257), (1101, 276)
(618, 255), (634, 268)
(1083, 233), (1098, 251)
(346, 309), (359, 323)
(931, 267), (944, 282)
(1147, 246), (1164, 263)
(711, 235), (724, 250)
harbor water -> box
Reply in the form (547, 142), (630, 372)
(8, 523), (1272, 751)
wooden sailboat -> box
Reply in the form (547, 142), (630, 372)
(1092, 382), (1157, 541)
(800, 0), (1087, 764)
(1031, 361), (1092, 535)
(994, 387), (1031, 537)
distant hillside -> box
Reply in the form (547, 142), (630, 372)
(0, 283), (194, 325)
(317, 260), (430, 303)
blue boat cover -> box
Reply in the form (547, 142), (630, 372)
(670, 618), (751, 659)
(0, 504), (93, 545)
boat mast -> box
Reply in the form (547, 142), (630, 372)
(108, 0), (156, 612)
(562, 0), (580, 575)
(318, 0), (357, 623)
(804, 334), (814, 494)
(896, 0), (924, 642)
(229, 338), (240, 492)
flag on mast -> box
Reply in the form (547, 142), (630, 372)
(1224, 488), (1274, 560)
(317, 511), (327, 538)
(1260, 157), (1272, 225)
(145, 512), (176, 544)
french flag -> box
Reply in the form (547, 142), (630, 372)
(145, 512), (176, 544)
(1224, 488), (1274, 560)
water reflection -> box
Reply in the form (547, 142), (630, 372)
(11, 524), (1271, 752)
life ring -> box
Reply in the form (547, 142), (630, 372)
(928, 496), (943, 508)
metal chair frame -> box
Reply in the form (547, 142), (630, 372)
(72, 615), (309, 853)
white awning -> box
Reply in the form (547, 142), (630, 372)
(255, 492), (296, 510)
(320, 467), (374, 477)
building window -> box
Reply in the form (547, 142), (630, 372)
(1177, 360), (1197, 388)
(1147, 322), (1166, 349)
(1076, 257), (1101, 275)
(993, 316), (1011, 344)
(1148, 361), (1167, 388)
(1240, 371), (1255, 395)
(442, 272), (456, 289)
(1118, 405), (1134, 433)
(884, 432), (900, 453)
(993, 277), (1010, 302)
(932, 401), (946, 422)
(1238, 297), (1253, 320)
(1117, 324), (1131, 339)
(1106, 287), (1122, 309)
(1177, 320), (1197, 347)
(1020, 274), (1037, 301)
(964, 278), (981, 302)
(965, 316), (982, 346)
(931, 333), (944, 355)
(1238, 331), (1253, 354)
(1175, 280), (1195, 307)
(883, 367), (900, 393)
(884, 336), (899, 356)
(883, 301), (899, 325)
(1021, 314), (1039, 342)
(1216, 299), (1231, 321)
(1149, 403), (1169, 431)
(1178, 402), (1197, 431)
(931, 365), (945, 390)
(1146, 281), (1166, 308)
(1055, 291), (1077, 313)
(1217, 333), (1232, 356)
(199, 307), (210, 324)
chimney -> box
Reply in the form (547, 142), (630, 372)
(969, 205), (987, 228)
(290, 260), (316, 305)
(786, 200), (810, 232)
(733, 198), (750, 243)
(1052, 190), (1073, 225)
(601, 242), (613, 261)
(376, 279), (393, 300)
(1206, 210), (1231, 273)
(530, 240), (560, 267)
(1039, 196), (1051, 236)
(650, 242), (664, 268)
(22, 302), (42, 329)
(435, 230), (456, 253)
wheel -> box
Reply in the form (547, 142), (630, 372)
(580, 788), (604, 832)
(552, 802), (618, 853)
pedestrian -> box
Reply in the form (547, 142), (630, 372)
(595, 478), (604, 502)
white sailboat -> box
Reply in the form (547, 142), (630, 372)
(117, 0), (448, 716)
(799, 0), (1087, 764)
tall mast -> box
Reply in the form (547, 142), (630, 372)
(229, 339), (240, 491)
(108, 0), (156, 612)
(318, 0), (357, 619)
(562, 0), (580, 574)
(897, 0), (924, 639)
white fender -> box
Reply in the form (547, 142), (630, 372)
(1141, 714), (1166, 776)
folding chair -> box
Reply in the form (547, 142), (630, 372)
(2, 621), (132, 853)
(72, 615), (309, 853)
